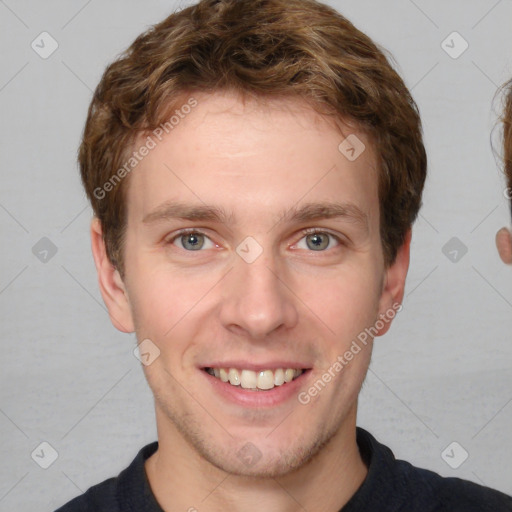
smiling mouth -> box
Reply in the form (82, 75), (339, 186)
(203, 367), (308, 391)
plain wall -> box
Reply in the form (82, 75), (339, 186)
(0, 1), (511, 510)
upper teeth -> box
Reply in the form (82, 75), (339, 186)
(206, 367), (303, 390)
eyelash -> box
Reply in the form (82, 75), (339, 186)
(166, 227), (344, 251)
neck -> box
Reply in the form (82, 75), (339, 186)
(145, 406), (367, 512)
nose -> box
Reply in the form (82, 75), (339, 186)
(219, 249), (299, 339)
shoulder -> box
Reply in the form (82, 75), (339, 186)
(355, 427), (512, 512)
(53, 442), (159, 512)
(54, 477), (118, 512)
(395, 458), (512, 511)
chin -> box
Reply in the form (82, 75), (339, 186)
(201, 435), (331, 479)
(166, 404), (341, 479)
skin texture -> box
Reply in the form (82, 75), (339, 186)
(496, 226), (512, 264)
(91, 91), (411, 512)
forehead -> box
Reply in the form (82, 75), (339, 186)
(125, 91), (379, 225)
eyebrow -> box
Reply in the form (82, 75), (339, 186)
(142, 200), (369, 232)
(142, 202), (235, 224)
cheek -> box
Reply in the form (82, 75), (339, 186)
(126, 270), (195, 338)
(299, 265), (382, 339)
(126, 262), (224, 359)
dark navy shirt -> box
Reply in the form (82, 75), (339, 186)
(55, 427), (512, 511)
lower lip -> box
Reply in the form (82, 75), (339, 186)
(201, 369), (311, 408)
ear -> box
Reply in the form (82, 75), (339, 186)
(90, 218), (135, 333)
(496, 227), (512, 264)
(374, 229), (411, 337)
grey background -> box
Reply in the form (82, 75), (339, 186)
(1, 0), (512, 510)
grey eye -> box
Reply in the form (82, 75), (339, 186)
(305, 233), (331, 251)
(179, 232), (205, 251)
(170, 231), (216, 252)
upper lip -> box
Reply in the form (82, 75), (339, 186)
(202, 361), (312, 371)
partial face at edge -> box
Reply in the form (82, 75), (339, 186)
(103, 91), (409, 477)
(496, 226), (512, 264)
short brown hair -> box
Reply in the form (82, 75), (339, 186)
(79, 0), (427, 274)
(502, 79), (512, 216)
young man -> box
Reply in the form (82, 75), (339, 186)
(56, 0), (512, 510)
(497, 80), (512, 264)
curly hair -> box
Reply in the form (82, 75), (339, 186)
(79, 0), (427, 275)
(502, 79), (512, 217)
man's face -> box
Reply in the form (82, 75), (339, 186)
(111, 91), (405, 477)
